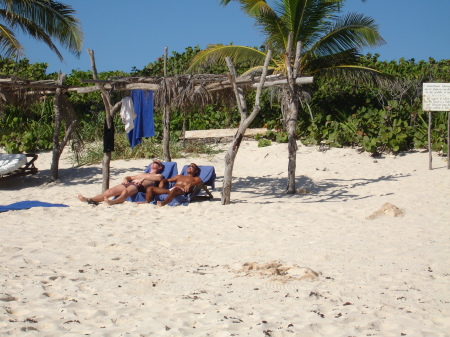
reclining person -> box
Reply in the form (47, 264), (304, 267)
(77, 159), (164, 205)
(138, 163), (203, 207)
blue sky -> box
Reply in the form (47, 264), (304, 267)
(20, 0), (450, 74)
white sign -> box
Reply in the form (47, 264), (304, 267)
(423, 83), (450, 111)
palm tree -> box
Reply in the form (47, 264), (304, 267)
(190, 0), (384, 79)
(0, 0), (83, 61)
(189, 0), (386, 195)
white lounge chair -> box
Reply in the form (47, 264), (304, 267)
(0, 153), (38, 180)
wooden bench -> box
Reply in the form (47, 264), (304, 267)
(183, 128), (268, 142)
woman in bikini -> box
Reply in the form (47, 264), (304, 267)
(77, 159), (164, 205)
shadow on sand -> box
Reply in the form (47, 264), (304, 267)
(215, 172), (410, 204)
(0, 162), (152, 191)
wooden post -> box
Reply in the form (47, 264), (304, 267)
(50, 73), (67, 181)
(221, 51), (272, 205)
(88, 49), (114, 191)
(428, 111), (432, 170)
(162, 46), (171, 162)
(448, 110), (450, 169)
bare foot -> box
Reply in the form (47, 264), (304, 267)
(78, 195), (99, 205)
(156, 201), (164, 207)
(77, 194), (87, 203)
(104, 196), (113, 205)
(137, 201), (148, 204)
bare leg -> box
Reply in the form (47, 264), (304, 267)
(137, 186), (170, 204)
(159, 188), (184, 207)
(104, 186), (139, 205)
(78, 184), (127, 203)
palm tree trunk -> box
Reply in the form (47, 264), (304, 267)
(286, 95), (298, 194)
(285, 35), (302, 194)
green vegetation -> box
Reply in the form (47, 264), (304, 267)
(302, 54), (450, 154)
(0, 50), (448, 162)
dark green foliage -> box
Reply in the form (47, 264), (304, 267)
(0, 51), (448, 159)
(0, 58), (56, 153)
(298, 54), (449, 153)
(255, 130), (288, 147)
(0, 100), (54, 153)
(0, 57), (49, 79)
(132, 46), (226, 76)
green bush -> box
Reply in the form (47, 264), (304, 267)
(1, 53), (448, 159)
(0, 101), (54, 153)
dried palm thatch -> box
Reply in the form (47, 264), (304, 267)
(107, 73), (239, 110)
(0, 75), (60, 110)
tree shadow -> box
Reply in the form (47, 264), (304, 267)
(216, 172), (410, 204)
(0, 163), (152, 191)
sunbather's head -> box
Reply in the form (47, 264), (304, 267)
(187, 163), (199, 175)
(151, 159), (163, 173)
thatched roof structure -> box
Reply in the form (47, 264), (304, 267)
(0, 72), (311, 112)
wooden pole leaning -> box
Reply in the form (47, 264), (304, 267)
(88, 49), (114, 191)
(221, 51), (272, 205)
(50, 73), (67, 181)
(162, 46), (171, 162)
(428, 111), (432, 170)
(448, 110), (450, 169)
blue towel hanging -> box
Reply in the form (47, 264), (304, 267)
(127, 90), (155, 148)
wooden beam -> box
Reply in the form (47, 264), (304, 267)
(80, 78), (162, 84)
(0, 82), (69, 90)
(251, 76), (313, 88)
(68, 82), (160, 94)
(204, 76), (313, 91)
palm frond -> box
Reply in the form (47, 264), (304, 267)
(3, 12), (64, 60)
(305, 12), (385, 59)
(188, 45), (267, 73)
(288, 0), (343, 50)
(0, 0), (83, 60)
(304, 48), (360, 72)
(0, 22), (23, 57)
(220, 0), (273, 17)
(310, 65), (394, 87)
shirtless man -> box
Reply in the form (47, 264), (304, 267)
(139, 163), (203, 207)
(77, 159), (164, 205)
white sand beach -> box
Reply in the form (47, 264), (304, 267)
(1, 141), (449, 336)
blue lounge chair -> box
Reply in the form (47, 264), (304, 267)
(152, 164), (215, 206)
(179, 164), (215, 201)
(129, 163), (216, 206)
(125, 161), (178, 203)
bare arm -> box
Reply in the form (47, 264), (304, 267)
(126, 173), (163, 185)
(182, 177), (204, 193)
(159, 175), (182, 188)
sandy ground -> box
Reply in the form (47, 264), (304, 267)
(1, 141), (449, 336)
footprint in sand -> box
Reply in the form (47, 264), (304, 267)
(1, 246), (23, 253)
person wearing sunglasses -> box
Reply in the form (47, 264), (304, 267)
(78, 159), (164, 205)
(138, 163), (202, 207)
